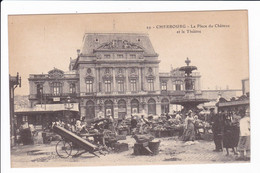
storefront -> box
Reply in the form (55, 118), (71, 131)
(15, 103), (79, 130)
(216, 96), (249, 114)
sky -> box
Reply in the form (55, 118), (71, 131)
(8, 11), (249, 95)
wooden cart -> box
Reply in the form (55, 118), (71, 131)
(53, 125), (104, 158)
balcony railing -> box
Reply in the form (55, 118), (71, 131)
(160, 90), (186, 96)
(78, 92), (97, 97)
(29, 74), (79, 79)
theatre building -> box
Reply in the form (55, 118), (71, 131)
(16, 33), (203, 126)
(73, 33), (162, 120)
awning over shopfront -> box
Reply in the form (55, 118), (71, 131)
(15, 103), (79, 114)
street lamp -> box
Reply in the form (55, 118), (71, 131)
(10, 72), (22, 146)
(64, 96), (74, 123)
(64, 96), (74, 110)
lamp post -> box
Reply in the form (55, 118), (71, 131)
(10, 72), (21, 146)
(64, 96), (74, 122)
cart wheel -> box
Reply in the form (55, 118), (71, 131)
(56, 139), (72, 158)
(68, 142), (80, 156)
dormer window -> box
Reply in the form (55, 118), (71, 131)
(87, 68), (92, 74)
(130, 54), (136, 59)
(104, 54), (110, 59)
(117, 54), (123, 58)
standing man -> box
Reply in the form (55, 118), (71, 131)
(211, 108), (223, 152)
(130, 115), (138, 136)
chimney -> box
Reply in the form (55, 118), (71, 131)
(77, 49), (80, 56)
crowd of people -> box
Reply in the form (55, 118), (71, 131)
(17, 107), (250, 161)
(210, 108), (250, 160)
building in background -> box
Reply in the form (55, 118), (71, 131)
(15, 33), (244, 127)
(242, 78), (249, 96)
(15, 68), (80, 130)
(216, 78), (249, 114)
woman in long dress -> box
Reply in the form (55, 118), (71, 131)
(182, 112), (196, 141)
(223, 113), (239, 155)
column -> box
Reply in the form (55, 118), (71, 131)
(114, 100), (118, 119)
(125, 68), (129, 92)
(98, 68), (101, 92)
(138, 68), (142, 92)
(96, 68), (99, 93)
(126, 98), (131, 117)
(141, 67), (143, 91)
(156, 99), (161, 115)
(113, 68), (116, 93)
(143, 67), (146, 91)
(80, 106), (86, 120)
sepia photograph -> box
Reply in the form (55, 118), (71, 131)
(3, 3), (256, 171)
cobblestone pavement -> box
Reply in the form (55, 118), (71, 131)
(11, 136), (249, 168)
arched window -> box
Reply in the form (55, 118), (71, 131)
(104, 100), (114, 118)
(118, 99), (127, 119)
(161, 98), (169, 114)
(131, 99), (139, 114)
(86, 100), (95, 119)
(148, 98), (156, 115)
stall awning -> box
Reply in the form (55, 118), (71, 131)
(15, 103), (79, 114)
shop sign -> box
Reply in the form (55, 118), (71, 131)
(53, 97), (60, 102)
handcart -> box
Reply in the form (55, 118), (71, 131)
(53, 125), (105, 158)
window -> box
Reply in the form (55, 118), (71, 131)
(130, 79), (137, 92)
(117, 80), (124, 92)
(117, 54), (123, 58)
(105, 68), (110, 74)
(161, 82), (167, 91)
(69, 83), (76, 94)
(173, 84), (176, 91)
(105, 80), (112, 93)
(173, 81), (183, 91)
(104, 54), (110, 59)
(37, 84), (43, 97)
(52, 82), (62, 96)
(86, 80), (93, 93)
(22, 115), (28, 122)
(148, 79), (154, 91)
(176, 84), (181, 91)
(130, 54), (136, 59)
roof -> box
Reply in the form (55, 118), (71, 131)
(15, 103), (79, 114)
(81, 33), (157, 55)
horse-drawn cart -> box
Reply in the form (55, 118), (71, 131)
(53, 125), (104, 158)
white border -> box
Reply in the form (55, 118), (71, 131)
(2, 1), (260, 173)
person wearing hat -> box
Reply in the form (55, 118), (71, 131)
(130, 115), (138, 136)
(211, 108), (223, 152)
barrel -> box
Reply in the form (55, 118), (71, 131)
(148, 140), (160, 155)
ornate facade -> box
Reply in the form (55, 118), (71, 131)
(28, 33), (202, 121)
